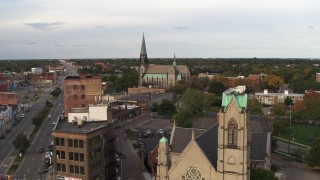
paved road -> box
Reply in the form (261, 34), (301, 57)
(114, 112), (150, 180)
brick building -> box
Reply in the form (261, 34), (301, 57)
(53, 121), (116, 180)
(64, 75), (102, 116)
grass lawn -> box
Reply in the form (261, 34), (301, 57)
(278, 124), (320, 146)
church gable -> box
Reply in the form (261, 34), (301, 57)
(169, 140), (218, 179)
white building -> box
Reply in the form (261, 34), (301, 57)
(31, 67), (43, 74)
(255, 89), (304, 105)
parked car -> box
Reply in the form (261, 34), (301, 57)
(20, 114), (25, 118)
(117, 152), (126, 159)
(157, 129), (164, 135)
(47, 145), (53, 152)
(5, 129), (11, 133)
(12, 121), (17, 126)
(37, 147), (44, 153)
(0, 134), (5, 140)
(114, 125), (121, 129)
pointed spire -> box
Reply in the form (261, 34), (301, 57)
(191, 129), (195, 140)
(140, 33), (148, 66)
(173, 53), (177, 66)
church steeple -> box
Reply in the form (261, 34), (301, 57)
(140, 33), (148, 66)
(173, 53), (177, 67)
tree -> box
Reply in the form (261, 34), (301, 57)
(284, 96), (293, 107)
(303, 91), (320, 125)
(151, 102), (158, 112)
(116, 70), (139, 92)
(208, 80), (225, 95)
(172, 83), (186, 95)
(248, 98), (263, 114)
(308, 137), (320, 167)
(176, 88), (214, 127)
(250, 168), (277, 180)
(13, 133), (30, 153)
(189, 76), (207, 90)
(157, 100), (176, 118)
(264, 75), (284, 92)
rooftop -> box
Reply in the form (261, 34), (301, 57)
(54, 120), (111, 134)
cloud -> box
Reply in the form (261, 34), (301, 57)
(54, 44), (63, 47)
(174, 26), (190, 30)
(25, 42), (37, 45)
(72, 44), (86, 47)
(24, 22), (65, 30)
(308, 26), (314, 29)
(95, 25), (105, 29)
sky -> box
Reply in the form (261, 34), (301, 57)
(1, 0), (320, 59)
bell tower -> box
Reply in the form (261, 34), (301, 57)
(217, 89), (250, 180)
(139, 33), (148, 87)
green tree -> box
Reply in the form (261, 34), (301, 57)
(176, 88), (214, 127)
(308, 137), (320, 167)
(250, 168), (277, 180)
(13, 133), (30, 153)
(172, 83), (186, 95)
(208, 80), (225, 95)
(248, 98), (263, 114)
(284, 96), (293, 107)
(158, 99), (176, 118)
(265, 75), (284, 92)
(151, 102), (158, 112)
(116, 70), (139, 92)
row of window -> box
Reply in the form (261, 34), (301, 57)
(56, 163), (85, 175)
(55, 138), (84, 148)
(56, 150), (85, 162)
(73, 85), (85, 90)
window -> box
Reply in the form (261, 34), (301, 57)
(80, 166), (85, 175)
(74, 95), (78, 99)
(62, 164), (66, 172)
(81, 85), (85, 90)
(185, 166), (201, 180)
(60, 138), (65, 146)
(74, 140), (78, 148)
(75, 165), (79, 174)
(61, 151), (65, 159)
(73, 85), (77, 90)
(56, 150), (60, 158)
(228, 120), (238, 147)
(75, 153), (79, 161)
(74, 104), (78, 108)
(80, 153), (84, 162)
(69, 152), (74, 160)
(57, 163), (61, 171)
(55, 138), (60, 146)
(79, 140), (84, 148)
(81, 95), (85, 99)
(70, 165), (74, 173)
(68, 139), (73, 147)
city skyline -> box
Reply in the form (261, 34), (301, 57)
(1, 0), (320, 59)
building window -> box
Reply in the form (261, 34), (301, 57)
(60, 138), (65, 146)
(79, 140), (84, 148)
(62, 164), (66, 172)
(81, 85), (85, 90)
(68, 139), (73, 147)
(80, 166), (85, 175)
(80, 153), (84, 162)
(61, 151), (65, 159)
(57, 163), (61, 171)
(56, 150), (60, 159)
(82, 104), (85, 108)
(55, 138), (60, 146)
(70, 165), (74, 173)
(73, 85), (77, 90)
(81, 95), (85, 99)
(75, 153), (79, 161)
(228, 120), (238, 147)
(69, 152), (74, 160)
(74, 95), (78, 99)
(185, 166), (201, 180)
(74, 140), (78, 148)
(75, 165), (79, 174)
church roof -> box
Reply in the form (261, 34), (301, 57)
(145, 64), (190, 74)
(250, 132), (268, 161)
(195, 124), (219, 169)
(160, 136), (168, 143)
(222, 92), (247, 111)
(170, 127), (206, 153)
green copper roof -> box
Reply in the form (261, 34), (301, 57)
(141, 34), (147, 55)
(159, 136), (168, 143)
(221, 92), (247, 111)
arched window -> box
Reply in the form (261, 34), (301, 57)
(228, 120), (238, 147)
(185, 166), (201, 180)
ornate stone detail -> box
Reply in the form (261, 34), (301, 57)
(185, 166), (201, 180)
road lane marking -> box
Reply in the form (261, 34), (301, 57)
(0, 148), (14, 168)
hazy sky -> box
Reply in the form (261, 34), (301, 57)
(1, 0), (320, 59)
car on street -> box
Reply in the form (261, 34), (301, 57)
(52, 121), (56, 125)
(117, 152), (126, 159)
(20, 114), (25, 118)
(47, 145), (53, 152)
(5, 129), (11, 133)
(114, 125), (121, 129)
(48, 115), (52, 119)
(0, 134), (5, 139)
(37, 147), (44, 153)
(12, 121), (17, 126)
(157, 129), (164, 135)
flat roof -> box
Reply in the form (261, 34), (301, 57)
(255, 92), (304, 97)
(54, 120), (111, 134)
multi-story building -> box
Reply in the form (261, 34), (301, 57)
(53, 120), (116, 180)
(255, 89), (304, 105)
(64, 75), (102, 116)
(316, 73), (320, 83)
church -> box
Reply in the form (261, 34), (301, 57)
(138, 34), (191, 88)
(156, 88), (272, 180)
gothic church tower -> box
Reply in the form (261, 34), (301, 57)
(139, 33), (148, 87)
(217, 89), (250, 180)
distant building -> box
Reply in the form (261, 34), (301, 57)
(31, 67), (43, 75)
(128, 87), (166, 95)
(138, 34), (191, 88)
(67, 104), (113, 123)
(53, 120), (116, 180)
(255, 89), (304, 105)
(64, 75), (102, 116)
(198, 72), (216, 80)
